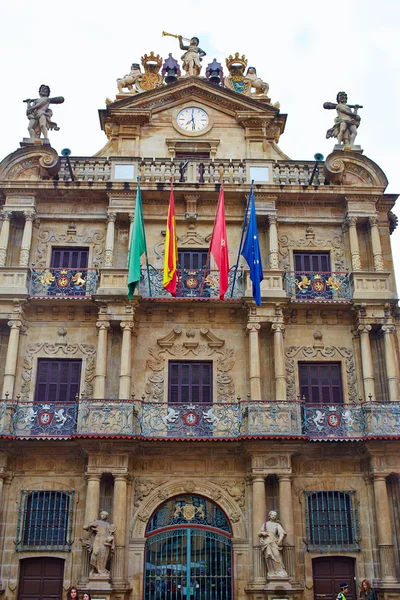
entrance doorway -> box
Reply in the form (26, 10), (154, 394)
(18, 557), (64, 600)
(144, 495), (233, 600)
(313, 556), (356, 600)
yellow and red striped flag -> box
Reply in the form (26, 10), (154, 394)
(163, 178), (177, 296)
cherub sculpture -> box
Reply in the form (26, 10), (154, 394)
(24, 85), (64, 141)
(323, 91), (362, 147)
(117, 63), (142, 94)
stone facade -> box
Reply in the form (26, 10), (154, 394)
(0, 71), (399, 600)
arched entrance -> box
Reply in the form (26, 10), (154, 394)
(144, 495), (232, 600)
(17, 557), (64, 600)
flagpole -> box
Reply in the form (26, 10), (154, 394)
(200, 180), (224, 297)
(230, 180), (254, 297)
(137, 176), (152, 297)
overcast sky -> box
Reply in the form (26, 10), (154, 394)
(0, 0), (399, 287)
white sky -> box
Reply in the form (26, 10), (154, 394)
(0, 0), (399, 289)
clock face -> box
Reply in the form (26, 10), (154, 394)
(176, 107), (209, 132)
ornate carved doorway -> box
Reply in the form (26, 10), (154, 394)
(144, 495), (233, 600)
(312, 556), (356, 600)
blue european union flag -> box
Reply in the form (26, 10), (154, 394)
(241, 191), (264, 305)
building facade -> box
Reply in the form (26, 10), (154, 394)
(0, 47), (399, 600)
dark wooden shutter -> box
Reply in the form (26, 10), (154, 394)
(18, 557), (64, 600)
(294, 252), (331, 272)
(50, 247), (89, 268)
(34, 359), (82, 403)
(168, 361), (212, 404)
(299, 362), (343, 404)
(178, 250), (208, 270)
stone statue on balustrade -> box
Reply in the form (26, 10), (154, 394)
(245, 66), (269, 98)
(258, 510), (288, 578)
(323, 91), (363, 147)
(82, 510), (116, 578)
(117, 63), (142, 94)
(178, 36), (206, 76)
(23, 85), (64, 143)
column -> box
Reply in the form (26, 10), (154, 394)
(268, 215), (279, 270)
(252, 476), (266, 582)
(247, 323), (261, 400)
(345, 216), (362, 271)
(0, 210), (12, 267)
(372, 475), (396, 581)
(93, 321), (110, 399)
(279, 475), (295, 578)
(2, 320), (23, 398)
(382, 326), (399, 401)
(119, 322), (134, 399)
(19, 210), (36, 266)
(368, 216), (384, 271)
(272, 324), (286, 400)
(81, 474), (101, 583)
(111, 474), (128, 585)
(358, 325), (375, 400)
(104, 212), (117, 268)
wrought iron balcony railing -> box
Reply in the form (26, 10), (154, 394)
(284, 271), (351, 301)
(139, 266), (244, 299)
(1, 398), (400, 440)
(30, 268), (98, 298)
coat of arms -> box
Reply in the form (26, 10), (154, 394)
(174, 500), (206, 521)
(224, 53), (251, 95)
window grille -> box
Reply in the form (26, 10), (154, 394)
(16, 490), (74, 551)
(304, 490), (360, 550)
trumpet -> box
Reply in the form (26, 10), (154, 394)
(162, 31), (191, 42)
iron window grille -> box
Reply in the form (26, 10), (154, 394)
(304, 490), (360, 551)
(16, 490), (74, 551)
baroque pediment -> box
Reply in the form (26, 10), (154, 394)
(99, 77), (286, 132)
(324, 150), (388, 189)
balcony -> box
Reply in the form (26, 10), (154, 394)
(284, 271), (351, 302)
(30, 268), (98, 299)
(139, 266), (244, 299)
(1, 398), (399, 441)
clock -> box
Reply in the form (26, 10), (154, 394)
(176, 107), (209, 133)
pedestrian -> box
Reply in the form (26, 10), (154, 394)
(82, 593), (91, 600)
(337, 583), (349, 600)
(360, 579), (378, 600)
(67, 588), (79, 600)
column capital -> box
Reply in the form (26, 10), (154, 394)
(382, 325), (396, 335)
(373, 474), (388, 483)
(277, 474), (293, 482)
(85, 473), (102, 482)
(96, 320), (110, 331)
(358, 324), (372, 334)
(271, 323), (285, 334)
(107, 211), (117, 222)
(22, 209), (36, 221)
(251, 474), (266, 483)
(7, 320), (25, 331)
(113, 474), (128, 482)
(268, 215), (278, 225)
(247, 322), (261, 333)
(1, 209), (12, 221)
(345, 214), (358, 227)
(368, 215), (379, 228)
(128, 212), (135, 223)
(120, 321), (135, 332)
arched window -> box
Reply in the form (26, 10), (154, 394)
(144, 495), (232, 600)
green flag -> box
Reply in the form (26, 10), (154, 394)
(128, 180), (147, 299)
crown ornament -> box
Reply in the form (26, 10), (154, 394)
(141, 51), (163, 71)
(226, 53), (248, 71)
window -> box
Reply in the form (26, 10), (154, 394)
(35, 359), (82, 403)
(177, 250), (210, 297)
(299, 362), (343, 404)
(50, 247), (89, 269)
(304, 491), (360, 550)
(168, 361), (212, 404)
(178, 249), (208, 270)
(17, 490), (74, 551)
(293, 252), (331, 272)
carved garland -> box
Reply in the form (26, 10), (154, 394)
(145, 327), (235, 402)
(34, 225), (105, 268)
(285, 345), (357, 402)
(20, 342), (96, 400)
(279, 230), (345, 271)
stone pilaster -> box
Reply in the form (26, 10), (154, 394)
(279, 475), (295, 579)
(358, 324), (375, 400)
(2, 320), (24, 398)
(382, 326), (399, 401)
(0, 209), (12, 267)
(80, 474), (101, 584)
(368, 216), (384, 271)
(247, 322), (261, 400)
(372, 475), (396, 581)
(272, 324), (286, 400)
(19, 210), (36, 266)
(345, 215), (362, 271)
(268, 215), (279, 270)
(111, 475), (128, 586)
(104, 212), (117, 268)
(252, 476), (266, 583)
(119, 321), (134, 398)
(93, 321), (111, 399)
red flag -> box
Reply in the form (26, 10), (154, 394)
(210, 187), (229, 300)
(163, 179), (177, 296)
